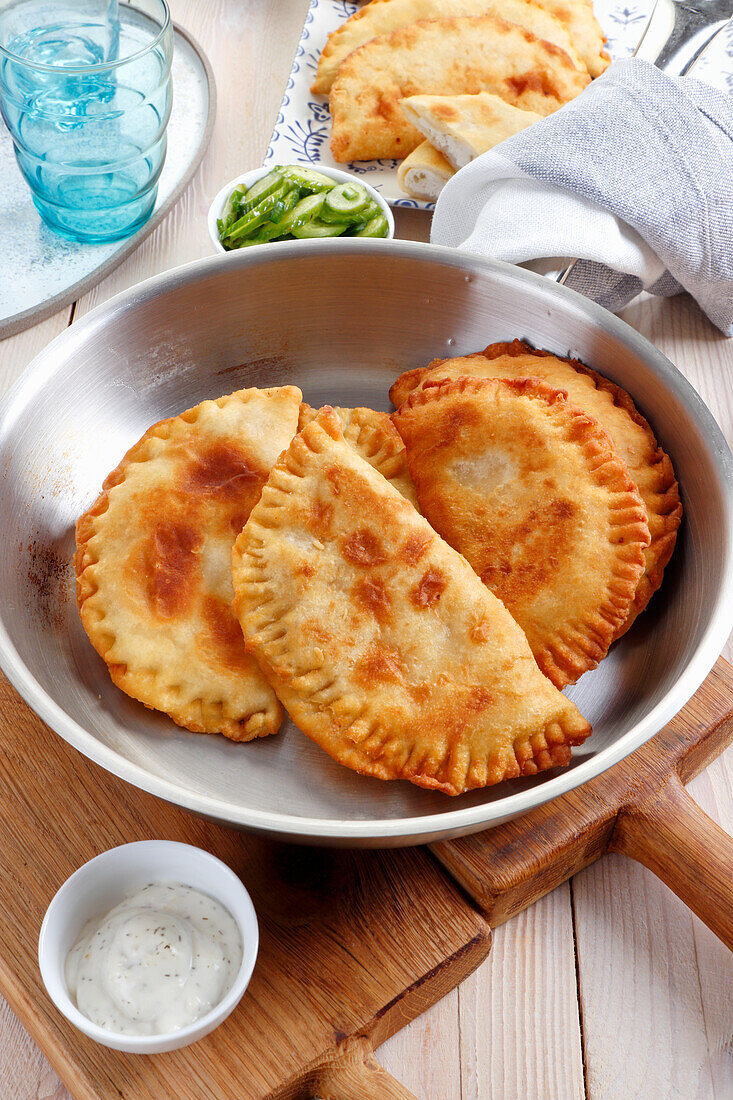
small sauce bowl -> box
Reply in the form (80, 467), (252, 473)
(38, 840), (259, 1053)
(207, 163), (395, 253)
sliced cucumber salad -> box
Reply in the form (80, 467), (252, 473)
(217, 166), (389, 249)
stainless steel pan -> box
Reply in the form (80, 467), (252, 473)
(0, 241), (731, 846)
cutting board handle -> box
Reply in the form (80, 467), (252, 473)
(611, 771), (733, 950)
(303, 1035), (419, 1100)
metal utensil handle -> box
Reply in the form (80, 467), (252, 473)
(634, 0), (733, 76)
(556, 0), (732, 286)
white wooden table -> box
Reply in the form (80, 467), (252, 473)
(1, 3), (731, 1097)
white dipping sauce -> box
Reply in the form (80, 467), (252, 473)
(65, 883), (243, 1035)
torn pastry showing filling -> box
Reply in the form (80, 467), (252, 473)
(393, 375), (652, 688)
(328, 14), (590, 162)
(232, 408), (591, 796)
(75, 386), (302, 741)
(390, 340), (681, 639)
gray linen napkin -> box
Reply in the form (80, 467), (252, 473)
(430, 59), (733, 336)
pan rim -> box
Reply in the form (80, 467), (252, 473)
(1, 240), (732, 843)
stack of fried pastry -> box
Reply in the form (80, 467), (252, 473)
(75, 342), (681, 797)
(310, 0), (609, 198)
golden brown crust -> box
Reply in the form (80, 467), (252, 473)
(329, 14), (589, 162)
(232, 412), (591, 795)
(75, 387), (302, 741)
(399, 91), (543, 169)
(312, 0), (587, 96)
(393, 376), (651, 687)
(298, 403), (420, 508)
(390, 340), (682, 635)
(531, 0), (610, 77)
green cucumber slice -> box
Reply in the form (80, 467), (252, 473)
(361, 199), (381, 220)
(318, 205), (360, 226)
(220, 183), (248, 232)
(239, 169), (287, 214)
(323, 182), (369, 217)
(291, 219), (348, 239)
(348, 213), (389, 238)
(272, 192), (326, 235)
(280, 166), (338, 194)
(222, 189), (289, 246)
(255, 191), (302, 242)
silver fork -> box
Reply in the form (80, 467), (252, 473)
(633, 0), (732, 76)
(556, 0), (732, 286)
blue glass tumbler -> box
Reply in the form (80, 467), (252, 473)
(0, 0), (173, 242)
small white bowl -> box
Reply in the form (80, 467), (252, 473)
(207, 163), (395, 253)
(38, 841), (259, 1054)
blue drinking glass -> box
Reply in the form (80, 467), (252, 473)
(0, 0), (172, 242)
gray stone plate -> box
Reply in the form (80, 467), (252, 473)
(0, 23), (216, 339)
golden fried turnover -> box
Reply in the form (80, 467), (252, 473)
(393, 377), (651, 687)
(329, 14), (590, 162)
(231, 409), (591, 795)
(390, 340), (681, 636)
(400, 92), (543, 170)
(298, 403), (419, 508)
(532, 0), (610, 77)
(75, 386), (302, 741)
(398, 140), (455, 200)
(312, 0), (587, 96)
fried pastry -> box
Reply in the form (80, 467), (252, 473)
(298, 403), (419, 508)
(398, 140), (455, 199)
(393, 377), (651, 687)
(329, 14), (590, 162)
(231, 409), (591, 795)
(312, 0), (586, 96)
(399, 92), (543, 170)
(532, 0), (610, 77)
(75, 386), (302, 741)
(390, 340), (681, 635)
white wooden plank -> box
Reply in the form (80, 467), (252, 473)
(455, 883), (584, 1100)
(378, 988), (462, 1100)
(686, 753), (733, 1100)
(0, 309), (72, 395)
(574, 852), (717, 1099)
(0, 1002), (66, 1100)
(574, 292), (732, 1100)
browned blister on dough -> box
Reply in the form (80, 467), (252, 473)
(394, 375), (652, 686)
(232, 408), (591, 795)
(75, 386), (302, 740)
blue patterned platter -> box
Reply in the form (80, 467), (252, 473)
(265, 0), (733, 212)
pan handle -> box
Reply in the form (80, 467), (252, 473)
(610, 771), (733, 950)
(296, 1035), (419, 1100)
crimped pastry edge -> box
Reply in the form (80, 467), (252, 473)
(232, 412), (591, 794)
(394, 375), (651, 687)
(298, 403), (420, 506)
(74, 388), (296, 741)
(390, 339), (682, 635)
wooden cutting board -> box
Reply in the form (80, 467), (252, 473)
(432, 656), (733, 950)
(0, 674), (489, 1100)
(0, 658), (731, 1098)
